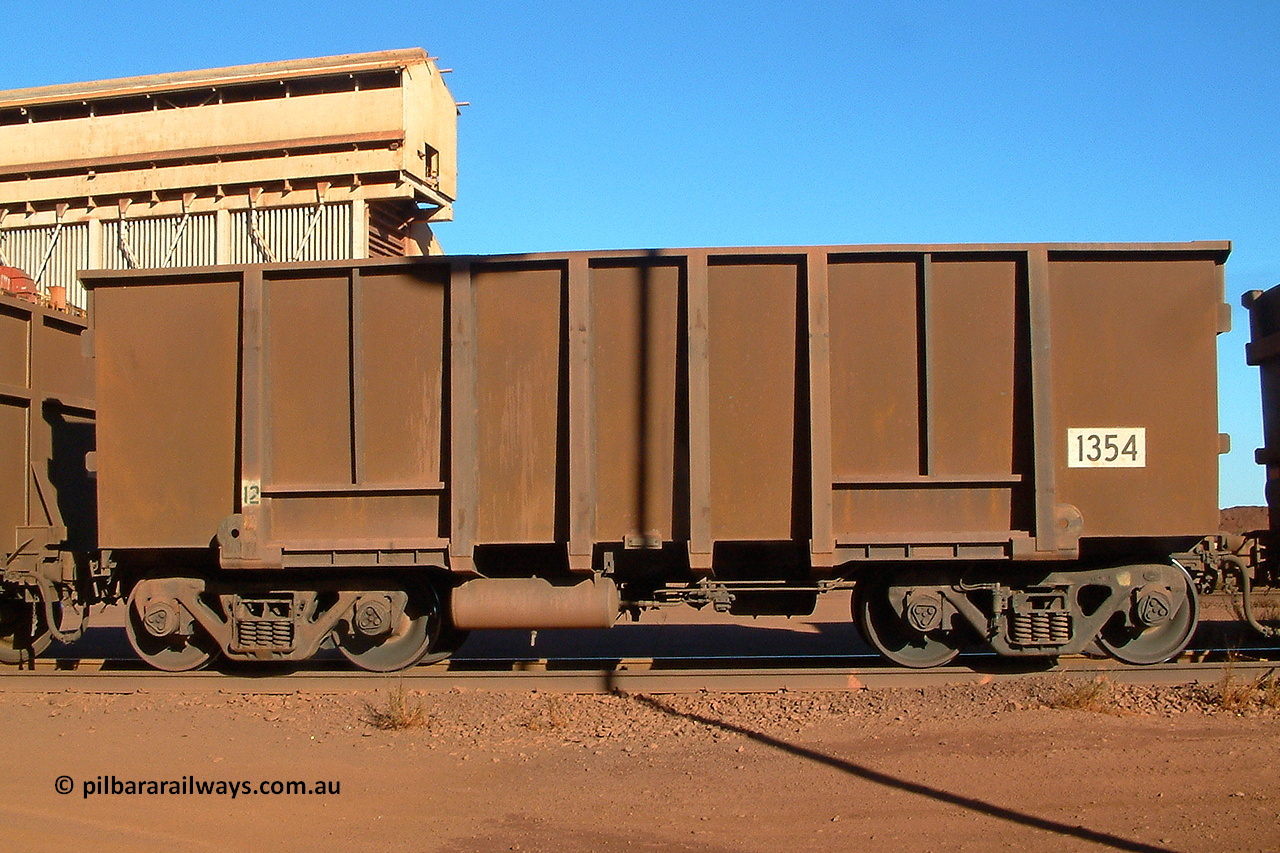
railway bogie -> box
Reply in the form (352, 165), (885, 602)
(117, 571), (464, 672)
(850, 562), (1198, 667)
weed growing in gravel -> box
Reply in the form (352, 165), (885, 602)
(521, 695), (569, 732)
(1216, 660), (1280, 713)
(1263, 672), (1280, 710)
(1047, 678), (1117, 714)
(364, 683), (429, 730)
(1218, 658), (1252, 712)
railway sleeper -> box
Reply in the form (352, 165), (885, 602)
(857, 562), (1199, 667)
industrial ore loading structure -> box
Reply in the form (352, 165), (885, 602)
(0, 49), (459, 311)
(73, 241), (1231, 671)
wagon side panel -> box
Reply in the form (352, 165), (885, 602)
(706, 257), (804, 542)
(472, 263), (565, 544)
(1048, 255), (1223, 539)
(257, 265), (448, 550)
(0, 299), (30, 547)
(826, 253), (1029, 546)
(590, 260), (681, 544)
(93, 277), (240, 548)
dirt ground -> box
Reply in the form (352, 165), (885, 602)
(2, 515), (1275, 852)
(0, 677), (1278, 853)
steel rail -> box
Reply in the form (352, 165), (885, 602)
(1, 653), (1275, 694)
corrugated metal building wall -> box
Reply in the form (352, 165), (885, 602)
(0, 223), (91, 309)
(101, 214), (218, 270)
(229, 204), (353, 264)
(1, 202), (367, 311)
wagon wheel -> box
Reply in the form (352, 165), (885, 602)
(125, 583), (218, 672)
(0, 597), (53, 664)
(337, 580), (440, 672)
(854, 576), (963, 668)
(1096, 565), (1199, 665)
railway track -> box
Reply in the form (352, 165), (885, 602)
(3, 650), (1277, 694)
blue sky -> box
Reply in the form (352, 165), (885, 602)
(6, 1), (1277, 507)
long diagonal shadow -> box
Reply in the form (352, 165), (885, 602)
(622, 692), (1177, 853)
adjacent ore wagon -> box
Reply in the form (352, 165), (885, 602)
(56, 242), (1228, 670)
(0, 283), (97, 661)
(1233, 285), (1280, 638)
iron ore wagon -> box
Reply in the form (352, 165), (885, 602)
(0, 280), (96, 661)
(2, 241), (1236, 669)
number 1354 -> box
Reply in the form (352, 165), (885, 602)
(1067, 428), (1145, 468)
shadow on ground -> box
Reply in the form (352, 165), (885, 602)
(620, 691), (1176, 853)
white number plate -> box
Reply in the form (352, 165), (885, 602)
(1068, 428), (1145, 468)
(241, 480), (262, 506)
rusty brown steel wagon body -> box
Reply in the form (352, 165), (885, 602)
(1246, 285), (1280, 533)
(0, 288), (96, 661)
(1228, 285), (1280, 640)
(56, 241), (1229, 670)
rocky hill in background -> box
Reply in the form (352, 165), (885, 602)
(1221, 506), (1269, 535)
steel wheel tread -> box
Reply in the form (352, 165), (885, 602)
(125, 584), (217, 672)
(854, 577), (962, 668)
(337, 581), (441, 672)
(1096, 565), (1200, 666)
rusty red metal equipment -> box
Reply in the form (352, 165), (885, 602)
(0, 266), (37, 303)
(60, 242), (1232, 671)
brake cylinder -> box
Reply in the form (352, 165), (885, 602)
(451, 576), (620, 630)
